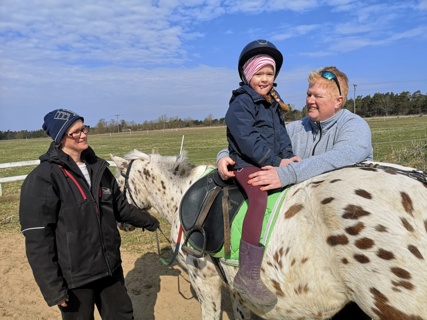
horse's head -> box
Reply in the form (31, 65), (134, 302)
(111, 150), (153, 211)
(111, 149), (199, 222)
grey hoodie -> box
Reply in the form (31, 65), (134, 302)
(218, 109), (373, 187)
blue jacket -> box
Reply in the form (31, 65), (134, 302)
(225, 85), (294, 170)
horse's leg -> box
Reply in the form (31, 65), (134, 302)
(185, 256), (223, 319)
(229, 289), (251, 320)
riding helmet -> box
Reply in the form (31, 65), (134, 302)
(238, 39), (283, 83)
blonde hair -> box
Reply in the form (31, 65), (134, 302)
(264, 87), (290, 112)
(308, 66), (349, 105)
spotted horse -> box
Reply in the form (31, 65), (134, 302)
(111, 150), (427, 320)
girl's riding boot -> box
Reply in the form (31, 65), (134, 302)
(233, 240), (277, 307)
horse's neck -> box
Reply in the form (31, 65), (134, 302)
(151, 164), (211, 224)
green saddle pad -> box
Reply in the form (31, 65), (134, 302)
(211, 187), (289, 266)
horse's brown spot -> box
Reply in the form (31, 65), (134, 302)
(273, 249), (283, 270)
(271, 280), (285, 297)
(309, 180), (324, 187)
(377, 248), (395, 260)
(321, 197), (334, 204)
(354, 254), (370, 263)
(375, 224), (388, 232)
(341, 258), (349, 264)
(400, 217), (415, 232)
(342, 205), (371, 220)
(355, 237), (375, 249)
(327, 234), (349, 246)
(401, 192), (414, 216)
(370, 287), (423, 320)
(345, 222), (365, 236)
(284, 204), (303, 219)
(301, 257), (308, 264)
(291, 258), (296, 266)
(294, 284), (309, 295)
(392, 280), (414, 290)
(355, 189), (372, 199)
(408, 245), (424, 260)
(143, 168), (151, 178)
(424, 220), (427, 233)
(330, 179), (342, 183)
(391, 267), (411, 279)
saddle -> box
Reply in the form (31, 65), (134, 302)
(179, 169), (246, 258)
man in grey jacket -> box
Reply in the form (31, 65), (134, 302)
(217, 66), (372, 319)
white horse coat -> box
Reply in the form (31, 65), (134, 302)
(112, 150), (427, 320)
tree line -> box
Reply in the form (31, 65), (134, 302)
(1, 90), (426, 140)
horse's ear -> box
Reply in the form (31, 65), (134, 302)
(110, 154), (128, 169)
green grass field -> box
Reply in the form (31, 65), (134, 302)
(1, 116), (426, 252)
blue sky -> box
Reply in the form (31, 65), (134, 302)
(1, 0), (426, 131)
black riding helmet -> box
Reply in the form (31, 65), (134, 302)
(238, 39), (283, 84)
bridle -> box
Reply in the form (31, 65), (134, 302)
(121, 159), (142, 209)
(120, 158), (183, 266)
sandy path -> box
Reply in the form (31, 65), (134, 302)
(0, 232), (235, 320)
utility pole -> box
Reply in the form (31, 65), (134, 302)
(115, 114), (120, 133)
(353, 84), (357, 114)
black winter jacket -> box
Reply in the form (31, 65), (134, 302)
(19, 143), (159, 306)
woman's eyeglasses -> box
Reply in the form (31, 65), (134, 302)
(320, 71), (342, 96)
(67, 125), (90, 138)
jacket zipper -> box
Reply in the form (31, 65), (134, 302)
(311, 122), (322, 156)
(59, 166), (87, 200)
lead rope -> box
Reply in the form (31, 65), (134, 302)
(120, 160), (182, 265)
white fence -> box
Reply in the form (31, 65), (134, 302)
(0, 160), (116, 196)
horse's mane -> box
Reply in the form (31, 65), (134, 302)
(123, 149), (196, 177)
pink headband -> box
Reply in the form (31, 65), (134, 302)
(242, 54), (276, 84)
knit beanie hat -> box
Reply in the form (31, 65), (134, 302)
(42, 109), (84, 144)
(242, 54), (276, 84)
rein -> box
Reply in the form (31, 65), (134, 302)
(120, 158), (183, 266)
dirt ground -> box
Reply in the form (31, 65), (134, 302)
(0, 232), (236, 320)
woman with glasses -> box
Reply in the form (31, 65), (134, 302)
(217, 66), (373, 319)
(19, 108), (160, 320)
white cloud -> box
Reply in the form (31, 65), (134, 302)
(0, 0), (426, 131)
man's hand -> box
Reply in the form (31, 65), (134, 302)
(279, 156), (301, 167)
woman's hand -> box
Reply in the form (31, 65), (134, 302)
(58, 298), (68, 307)
(217, 157), (235, 180)
(247, 166), (281, 191)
